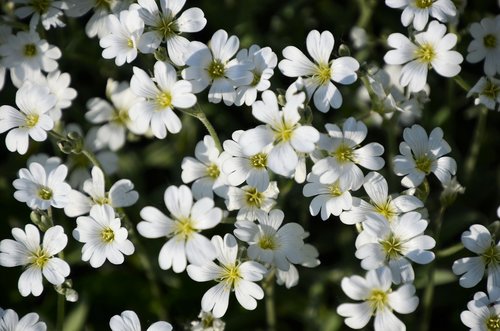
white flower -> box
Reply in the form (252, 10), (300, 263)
(110, 310), (172, 331)
(187, 234), (267, 318)
(181, 135), (229, 200)
(28, 70), (78, 122)
(384, 20), (463, 92)
(99, 9), (145, 66)
(73, 205), (135, 268)
(466, 15), (500, 77)
(13, 0), (68, 30)
(0, 82), (55, 154)
(312, 117), (385, 191)
(357, 66), (427, 124)
(182, 29), (253, 105)
(130, 60), (196, 139)
(64, 166), (138, 217)
(239, 90), (320, 177)
(13, 161), (71, 210)
(337, 267), (418, 331)
(222, 130), (272, 192)
(0, 307), (46, 331)
(130, 0), (207, 65)
(0, 30), (61, 85)
(65, 0), (128, 39)
(278, 30), (359, 112)
(235, 45), (278, 106)
(0, 224), (70, 297)
(394, 124), (456, 188)
(303, 173), (353, 221)
(385, 0), (457, 31)
(190, 311), (225, 331)
(461, 287), (500, 331)
(234, 209), (306, 271)
(85, 79), (141, 151)
(137, 185), (222, 273)
(467, 76), (500, 111)
(340, 171), (423, 224)
(453, 224), (500, 290)
(275, 242), (320, 289)
(225, 182), (279, 222)
(355, 212), (435, 284)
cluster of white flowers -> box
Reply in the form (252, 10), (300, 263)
(0, 0), (497, 329)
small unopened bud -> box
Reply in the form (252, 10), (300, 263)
(57, 140), (73, 154)
(440, 177), (465, 207)
(154, 47), (168, 62)
(338, 44), (351, 57)
(55, 279), (79, 302)
(276, 88), (286, 107)
(30, 210), (53, 232)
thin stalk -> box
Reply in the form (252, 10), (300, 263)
(453, 75), (471, 92)
(464, 106), (488, 184)
(117, 208), (168, 320)
(436, 243), (463, 258)
(420, 205), (446, 331)
(180, 106), (222, 152)
(56, 292), (65, 331)
(264, 269), (277, 331)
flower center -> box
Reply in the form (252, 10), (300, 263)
(24, 113), (40, 128)
(95, 0), (113, 10)
(101, 227), (115, 243)
(30, 0), (52, 13)
(333, 143), (354, 163)
(93, 195), (109, 205)
(37, 186), (53, 201)
(484, 34), (497, 49)
(415, 43), (436, 63)
(206, 163), (220, 179)
(258, 234), (277, 250)
(380, 235), (404, 260)
(127, 38), (134, 48)
(274, 122), (294, 143)
(174, 217), (195, 239)
(367, 289), (388, 312)
(313, 63), (332, 85)
(156, 15), (178, 40)
(219, 263), (241, 288)
(23, 43), (37, 57)
(207, 59), (226, 79)
(251, 71), (262, 86)
(415, 154), (433, 174)
(482, 245), (500, 266)
(112, 108), (130, 125)
(374, 200), (397, 220)
(31, 248), (50, 268)
(482, 79), (500, 99)
(328, 182), (342, 197)
(415, 0), (434, 8)
(245, 187), (263, 208)
(250, 153), (267, 169)
(487, 315), (500, 331)
(156, 91), (172, 109)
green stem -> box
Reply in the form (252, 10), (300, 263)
(82, 149), (105, 170)
(117, 208), (168, 320)
(453, 75), (471, 92)
(420, 205), (446, 331)
(56, 292), (65, 331)
(356, 0), (376, 29)
(264, 269), (277, 331)
(179, 105), (222, 152)
(436, 243), (463, 258)
(464, 106), (488, 184)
